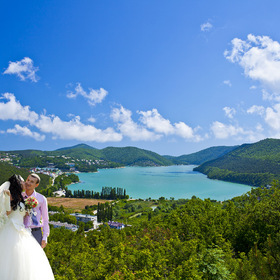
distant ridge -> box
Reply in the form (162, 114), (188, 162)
(55, 143), (97, 151)
(5, 145), (173, 167)
(194, 138), (280, 186)
(164, 145), (238, 165)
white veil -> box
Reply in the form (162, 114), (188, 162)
(0, 181), (11, 230)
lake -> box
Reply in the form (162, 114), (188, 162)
(69, 165), (252, 200)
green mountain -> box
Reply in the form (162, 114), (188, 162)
(194, 138), (280, 186)
(5, 144), (173, 169)
(101, 146), (173, 166)
(55, 145), (173, 166)
(53, 144), (103, 159)
(164, 145), (238, 165)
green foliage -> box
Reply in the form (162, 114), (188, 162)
(165, 145), (238, 165)
(101, 146), (173, 166)
(45, 182), (280, 279)
(194, 138), (280, 186)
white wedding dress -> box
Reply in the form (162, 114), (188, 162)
(0, 184), (54, 280)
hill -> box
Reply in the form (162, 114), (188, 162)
(164, 145), (238, 165)
(54, 144), (173, 166)
(101, 146), (173, 166)
(4, 144), (173, 171)
(194, 138), (280, 186)
(0, 161), (52, 192)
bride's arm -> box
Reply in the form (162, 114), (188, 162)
(4, 190), (12, 215)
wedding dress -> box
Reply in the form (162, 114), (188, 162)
(0, 182), (54, 280)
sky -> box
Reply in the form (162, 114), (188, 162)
(1, 1), (280, 156)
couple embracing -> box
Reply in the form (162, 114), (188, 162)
(0, 174), (54, 280)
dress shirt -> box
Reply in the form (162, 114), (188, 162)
(23, 190), (50, 242)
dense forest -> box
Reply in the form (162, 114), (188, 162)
(45, 181), (280, 279)
(164, 145), (238, 165)
(194, 138), (280, 186)
(6, 144), (173, 168)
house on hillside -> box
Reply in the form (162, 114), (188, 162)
(70, 213), (101, 229)
(49, 221), (78, 232)
(107, 221), (125, 230)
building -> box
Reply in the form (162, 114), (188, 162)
(70, 213), (101, 229)
(49, 221), (78, 232)
(107, 221), (125, 230)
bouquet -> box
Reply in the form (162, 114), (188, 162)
(25, 196), (38, 210)
(24, 196), (39, 225)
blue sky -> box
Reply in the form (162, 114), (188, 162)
(1, 0), (280, 155)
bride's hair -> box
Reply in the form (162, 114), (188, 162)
(8, 174), (25, 211)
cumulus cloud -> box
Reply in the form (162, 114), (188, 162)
(264, 103), (280, 130)
(247, 105), (265, 115)
(138, 108), (201, 141)
(111, 106), (161, 141)
(200, 22), (213, 32)
(7, 125), (45, 141)
(138, 109), (174, 135)
(0, 93), (39, 122)
(34, 114), (122, 142)
(247, 103), (280, 133)
(210, 121), (260, 141)
(67, 83), (108, 106)
(225, 34), (280, 93)
(223, 107), (236, 119)
(0, 93), (122, 142)
(3, 57), (39, 82)
(262, 89), (280, 102)
(223, 80), (232, 87)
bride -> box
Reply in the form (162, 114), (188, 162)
(0, 175), (54, 280)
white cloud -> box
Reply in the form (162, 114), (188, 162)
(67, 83), (108, 106)
(225, 34), (280, 93)
(0, 93), (39, 122)
(138, 108), (202, 141)
(111, 106), (161, 141)
(200, 22), (213, 32)
(223, 80), (232, 87)
(138, 109), (174, 135)
(247, 103), (280, 133)
(0, 93), (122, 142)
(3, 57), (39, 82)
(250, 85), (257, 90)
(211, 121), (242, 139)
(210, 121), (259, 141)
(34, 114), (122, 142)
(262, 89), (280, 102)
(264, 103), (280, 130)
(88, 116), (96, 123)
(7, 125), (45, 141)
(223, 107), (236, 119)
(247, 105), (265, 115)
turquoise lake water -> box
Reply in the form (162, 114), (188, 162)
(69, 165), (252, 200)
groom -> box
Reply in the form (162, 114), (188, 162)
(23, 173), (50, 248)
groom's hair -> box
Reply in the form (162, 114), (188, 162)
(30, 173), (41, 184)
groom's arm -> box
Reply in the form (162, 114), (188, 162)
(41, 195), (50, 248)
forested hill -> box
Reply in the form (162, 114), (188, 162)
(194, 138), (280, 186)
(101, 146), (173, 166)
(56, 145), (173, 166)
(164, 145), (238, 165)
(6, 144), (173, 168)
(0, 162), (51, 191)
